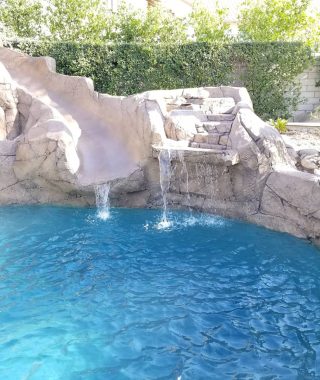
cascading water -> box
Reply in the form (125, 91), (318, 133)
(178, 150), (192, 212)
(177, 150), (197, 226)
(94, 183), (111, 220)
(157, 149), (172, 228)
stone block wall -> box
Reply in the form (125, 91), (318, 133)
(231, 58), (320, 122)
(292, 58), (320, 121)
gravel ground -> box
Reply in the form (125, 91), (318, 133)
(282, 126), (320, 151)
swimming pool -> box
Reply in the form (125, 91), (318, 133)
(0, 206), (319, 379)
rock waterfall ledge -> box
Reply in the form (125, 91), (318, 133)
(0, 48), (319, 245)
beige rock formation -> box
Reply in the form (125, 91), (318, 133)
(0, 47), (319, 245)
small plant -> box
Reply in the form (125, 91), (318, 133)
(269, 118), (288, 133)
(310, 105), (320, 120)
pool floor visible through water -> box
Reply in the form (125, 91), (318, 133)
(0, 206), (319, 379)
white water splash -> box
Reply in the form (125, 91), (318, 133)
(158, 149), (172, 229)
(148, 213), (226, 231)
(156, 218), (172, 230)
(95, 183), (111, 220)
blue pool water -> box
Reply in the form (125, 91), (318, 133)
(0, 206), (320, 379)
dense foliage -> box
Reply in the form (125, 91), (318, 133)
(0, 0), (191, 43)
(0, 0), (43, 38)
(234, 42), (313, 119)
(238, 0), (320, 47)
(0, 0), (318, 119)
(188, 2), (231, 44)
(8, 39), (312, 120)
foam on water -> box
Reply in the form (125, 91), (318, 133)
(153, 212), (226, 231)
(156, 217), (173, 230)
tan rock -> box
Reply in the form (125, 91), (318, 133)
(0, 47), (319, 245)
(0, 107), (5, 140)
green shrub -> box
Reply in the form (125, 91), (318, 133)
(233, 42), (313, 119)
(5, 39), (313, 120)
(269, 118), (288, 133)
(10, 40), (234, 95)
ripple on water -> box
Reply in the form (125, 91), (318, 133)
(0, 206), (319, 379)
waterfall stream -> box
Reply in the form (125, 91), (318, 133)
(95, 183), (111, 220)
(158, 149), (172, 228)
(178, 150), (192, 213)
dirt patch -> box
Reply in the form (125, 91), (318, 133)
(282, 126), (320, 151)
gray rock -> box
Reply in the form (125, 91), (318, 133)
(193, 132), (209, 144)
(219, 134), (229, 145)
(208, 134), (220, 145)
(299, 149), (319, 158)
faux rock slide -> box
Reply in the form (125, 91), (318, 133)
(0, 47), (319, 245)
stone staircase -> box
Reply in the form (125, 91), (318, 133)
(191, 114), (235, 150)
(163, 96), (236, 152)
(153, 95), (240, 166)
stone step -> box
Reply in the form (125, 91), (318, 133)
(152, 144), (240, 166)
(193, 132), (209, 144)
(207, 114), (236, 122)
(169, 109), (208, 122)
(191, 142), (227, 150)
(189, 97), (235, 113)
(193, 133), (219, 145)
(199, 143), (226, 150)
(203, 98), (235, 114)
(202, 121), (232, 134)
(193, 131), (229, 145)
(219, 134), (229, 145)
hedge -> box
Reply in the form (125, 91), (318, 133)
(5, 40), (313, 120)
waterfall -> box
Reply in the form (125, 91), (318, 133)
(178, 150), (192, 213)
(177, 150), (197, 225)
(95, 183), (111, 220)
(158, 148), (172, 228)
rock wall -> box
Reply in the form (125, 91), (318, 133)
(146, 87), (319, 245)
(0, 47), (319, 245)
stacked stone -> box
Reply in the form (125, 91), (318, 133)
(164, 94), (236, 150)
(191, 113), (234, 150)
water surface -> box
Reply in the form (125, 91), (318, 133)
(0, 206), (319, 379)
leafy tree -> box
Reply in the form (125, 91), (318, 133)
(111, 3), (188, 44)
(142, 5), (188, 44)
(0, 0), (43, 38)
(189, 1), (232, 43)
(47, 0), (113, 42)
(238, 0), (320, 46)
